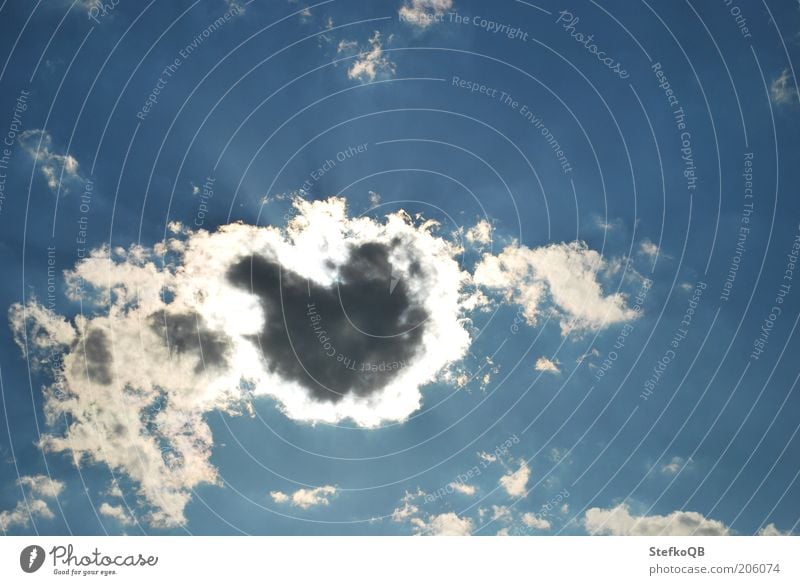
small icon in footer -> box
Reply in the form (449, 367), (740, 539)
(20, 545), (45, 573)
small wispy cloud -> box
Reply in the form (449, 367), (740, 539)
(521, 511), (551, 530)
(391, 489), (423, 522)
(770, 68), (798, 105)
(390, 489), (473, 535)
(639, 238), (660, 259)
(399, 0), (453, 28)
(535, 356), (561, 374)
(499, 460), (530, 498)
(661, 456), (689, 475)
(342, 32), (396, 82)
(18, 129), (83, 195)
(412, 511), (473, 535)
(270, 485), (337, 509)
(448, 482), (476, 496)
(477, 451), (497, 463)
(593, 216), (622, 232)
(99, 502), (136, 526)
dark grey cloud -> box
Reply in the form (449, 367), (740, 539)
(228, 242), (428, 402)
(149, 311), (230, 372)
(81, 328), (113, 385)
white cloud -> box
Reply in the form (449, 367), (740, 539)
(0, 499), (54, 532)
(337, 39), (358, 53)
(18, 129), (83, 194)
(271, 485), (337, 509)
(346, 32), (395, 82)
(491, 505), (512, 522)
(521, 511), (551, 531)
(270, 491), (290, 504)
(661, 456), (686, 475)
(391, 489), (424, 522)
(167, 220), (187, 235)
(758, 523), (791, 536)
(594, 216), (621, 232)
(17, 474), (65, 499)
(0, 475), (64, 532)
(399, 0), (453, 28)
(577, 347), (601, 364)
(477, 451), (497, 463)
(76, 0), (103, 13)
(224, 0), (245, 14)
(639, 238), (659, 259)
(391, 490), (473, 535)
(534, 356), (560, 374)
(105, 480), (124, 499)
(474, 241), (638, 335)
(99, 502), (135, 525)
(448, 482), (476, 496)
(465, 219), (493, 247)
(770, 68), (798, 105)
(499, 460), (530, 498)
(368, 190), (381, 206)
(584, 504), (730, 536)
(10, 196), (474, 527)
(413, 512), (473, 535)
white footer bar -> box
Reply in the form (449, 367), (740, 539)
(1, 536), (797, 584)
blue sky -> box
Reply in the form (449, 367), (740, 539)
(0, 0), (799, 536)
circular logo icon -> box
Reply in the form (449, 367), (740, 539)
(20, 545), (45, 573)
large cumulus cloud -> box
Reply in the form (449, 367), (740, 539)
(10, 197), (471, 526)
(10, 196), (641, 528)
